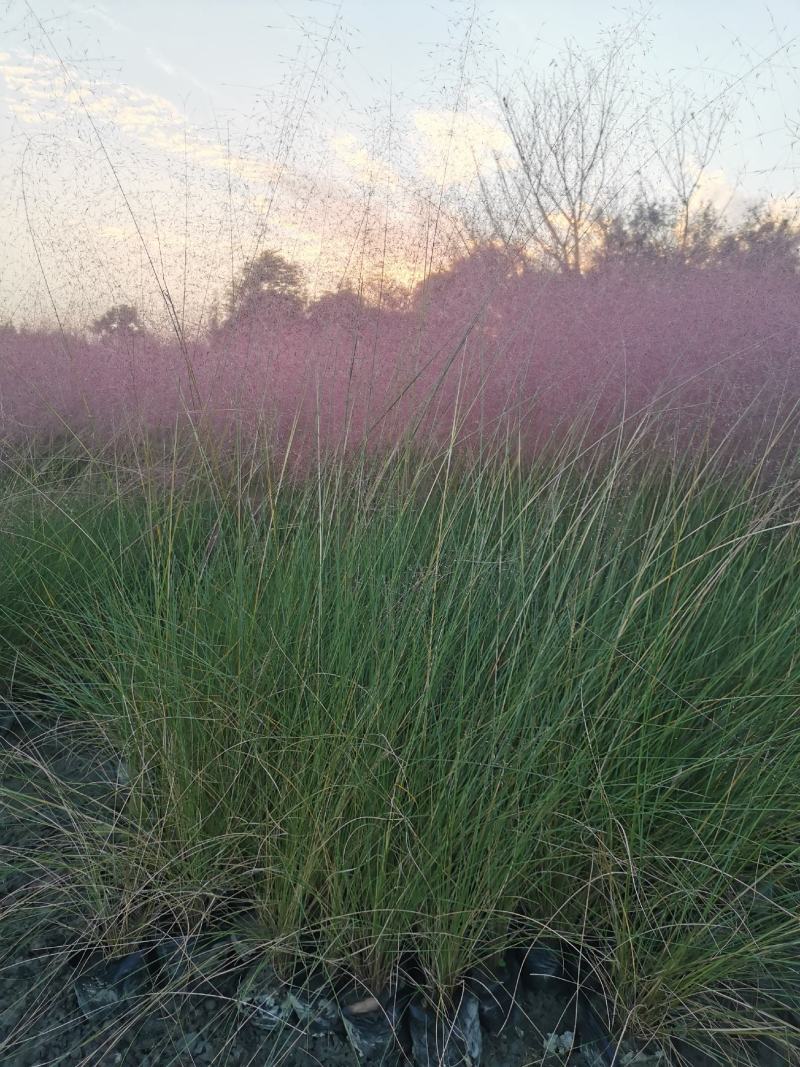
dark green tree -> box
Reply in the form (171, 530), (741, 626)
(595, 198), (678, 265)
(596, 196), (798, 273)
(223, 249), (305, 327)
(716, 205), (800, 272)
(91, 303), (142, 337)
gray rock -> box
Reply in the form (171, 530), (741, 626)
(0, 700), (41, 739)
(289, 971), (347, 1035)
(618, 1046), (668, 1066)
(543, 1029), (574, 1056)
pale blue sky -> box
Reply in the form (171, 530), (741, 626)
(55, 4), (789, 122)
(62, 1), (798, 137)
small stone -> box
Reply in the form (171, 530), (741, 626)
(176, 1031), (206, 1056)
(543, 1030), (574, 1056)
(582, 1049), (611, 1067)
(619, 1043), (667, 1065)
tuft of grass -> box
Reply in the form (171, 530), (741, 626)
(1, 410), (799, 1061)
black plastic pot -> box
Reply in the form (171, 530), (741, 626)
(509, 941), (565, 994)
(551, 946), (617, 1066)
(511, 939), (617, 1065)
(574, 992), (617, 1067)
(72, 947), (151, 1020)
(236, 961), (295, 1033)
(152, 931), (237, 995)
(466, 953), (520, 1036)
(341, 985), (413, 1061)
(559, 942), (605, 998)
(408, 990), (482, 1067)
(288, 969), (348, 1036)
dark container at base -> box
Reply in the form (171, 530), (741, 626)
(467, 954), (520, 1036)
(153, 931), (237, 995)
(341, 986), (412, 1062)
(289, 969), (348, 1036)
(575, 991), (617, 1066)
(73, 948), (151, 1020)
(408, 991), (482, 1067)
(509, 942), (564, 994)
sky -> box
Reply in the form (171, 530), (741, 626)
(1, 0), (798, 331)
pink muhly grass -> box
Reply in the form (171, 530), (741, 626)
(1, 253), (798, 465)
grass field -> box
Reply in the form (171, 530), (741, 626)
(1, 410), (799, 1064)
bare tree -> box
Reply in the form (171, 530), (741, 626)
(646, 87), (734, 256)
(481, 27), (647, 274)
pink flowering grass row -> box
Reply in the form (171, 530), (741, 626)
(2, 253), (798, 467)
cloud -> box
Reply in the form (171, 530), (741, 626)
(0, 51), (274, 183)
(412, 108), (515, 186)
(328, 108), (516, 193)
(691, 164), (740, 215)
(329, 132), (401, 188)
(762, 195), (800, 221)
(0, 51), (467, 303)
(145, 48), (177, 79)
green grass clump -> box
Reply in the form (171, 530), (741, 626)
(1, 415), (799, 1059)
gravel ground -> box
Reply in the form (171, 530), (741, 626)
(0, 702), (794, 1067)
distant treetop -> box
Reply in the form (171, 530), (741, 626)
(91, 303), (143, 337)
(221, 249), (306, 328)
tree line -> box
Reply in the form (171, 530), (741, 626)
(82, 23), (799, 342)
(82, 195), (798, 344)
